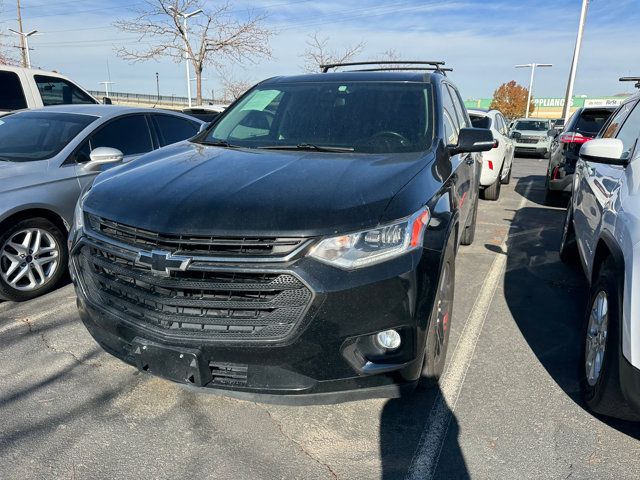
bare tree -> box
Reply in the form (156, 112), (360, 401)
(114, 0), (272, 104)
(301, 32), (365, 73)
(0, 1), (16, 65)
(219, 69), (255, 102)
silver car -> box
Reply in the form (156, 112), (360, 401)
(510, 118), (554, 158)
(560, 88), (640, 420)
(0, 105), (202, 301)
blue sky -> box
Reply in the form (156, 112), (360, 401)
(1, 0), (638, 100)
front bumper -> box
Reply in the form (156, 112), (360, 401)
(70, 232), (442, 403)
(514, 143), (549, 155)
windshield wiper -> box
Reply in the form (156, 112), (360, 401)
(258, 143), (355, 153)
(198, 140), (241, 148)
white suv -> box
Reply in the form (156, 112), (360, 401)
(560, 86), (640, 420)
(468, 109), (514, 200)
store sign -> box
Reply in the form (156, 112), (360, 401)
(584, 98), (625, 107)
(533, 98), (567, 107)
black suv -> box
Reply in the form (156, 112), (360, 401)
(545, 106), (616, 204)
(69, 62), (493, 403)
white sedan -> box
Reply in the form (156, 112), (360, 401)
(468, 109), (515, 201)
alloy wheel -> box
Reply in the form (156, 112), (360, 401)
(0, 228), (60, 292)
(585, 290), (609, 387)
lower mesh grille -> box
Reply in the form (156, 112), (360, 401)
(77, 244), (312, 341)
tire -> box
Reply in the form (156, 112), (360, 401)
(559, 205), (579, 264)
(581, 258), (640, 420)
(501, 161), (512, 185)
(481, 170), (502, 201)
(418, 244), (455, 388)
(0, 217), (68, 302)
(460, 194), (478, 246)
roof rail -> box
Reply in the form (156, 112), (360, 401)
(321, 60), (450, 75)
(620, 77), (640, 89)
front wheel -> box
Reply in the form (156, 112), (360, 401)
(581, 258), (639, 420)
(418, 247), (455, 388)
(0, 218), (68, 302)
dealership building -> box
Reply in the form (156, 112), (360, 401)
(464, 96), (629, 119)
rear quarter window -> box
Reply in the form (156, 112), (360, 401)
(0, 71), (28, 110)
(34, 75), (96, 106)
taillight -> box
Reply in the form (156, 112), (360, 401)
(560, 132), (592, 144)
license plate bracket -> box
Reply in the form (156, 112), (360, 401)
(132, 338), (212, 387)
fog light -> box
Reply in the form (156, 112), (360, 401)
(375, 329), (401, 350)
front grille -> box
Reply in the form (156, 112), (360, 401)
(77, 243), (313, 341)
(86, 214), (305, 258)
(519, 137), (541, 144)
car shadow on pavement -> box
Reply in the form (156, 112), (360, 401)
(501, 175), (640, 439)
(379, 385), (469, 479)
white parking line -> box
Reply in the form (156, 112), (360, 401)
(406, 182), (532, 480)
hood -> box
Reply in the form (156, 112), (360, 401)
(86, 142), (433, 236)
(0, 160), (49, 193)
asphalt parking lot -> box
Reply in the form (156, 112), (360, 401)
(2, 156), (640, 480)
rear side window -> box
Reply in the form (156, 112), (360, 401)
(34, 75), (96, 106)
(573, 109), (614, 135)
(469, 115), (491, 129)
(154, 115), (199, 146)
(0, 71), (28, 110)
(91, 115), (153, 156)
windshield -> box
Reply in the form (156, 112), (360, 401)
(514, 120), (548, 131)
(203, 82), (434, 154)
(573, 109), (614, 135)
(0, 111), (97, 162)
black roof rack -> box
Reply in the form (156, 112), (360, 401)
(620, 77), (640, 89)
(321, 60), (450, 75)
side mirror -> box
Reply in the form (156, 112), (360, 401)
(547, 129), (558, 137)
(579, 138), (627, 166)
(198, 122), (210, 134)
(103, 97), (112, 105)
(83, 147), (124, 172)
(449, 127), (494, 155)
(511, 131), (522, 140)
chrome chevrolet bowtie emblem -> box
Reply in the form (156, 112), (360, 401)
(136, 250), (191, 276)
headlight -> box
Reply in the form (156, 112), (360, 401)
(73, 191), (89, 232)
(309, 207), (430, 269)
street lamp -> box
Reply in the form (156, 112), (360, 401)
(168, 6), (203, 108)
(515, 63), (553, 118)
(561, 0), (589, 123)
(99, 80), (115, 98)
(8, 28), (37, 68)
(156, 72), (160, 101)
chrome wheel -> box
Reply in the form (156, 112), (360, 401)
(585, 291), (609, 387)
(0, 228), (60, 291)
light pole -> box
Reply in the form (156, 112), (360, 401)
(169, 6), (203, 108)
(515, 63), (552, 118)
(561, 0), (589, 123)
(8, 28), (37, 68)
(99, 81), (115, 98)
(156, 72), (160, 101)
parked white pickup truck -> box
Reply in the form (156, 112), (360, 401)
(0, 65), (100, 115)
